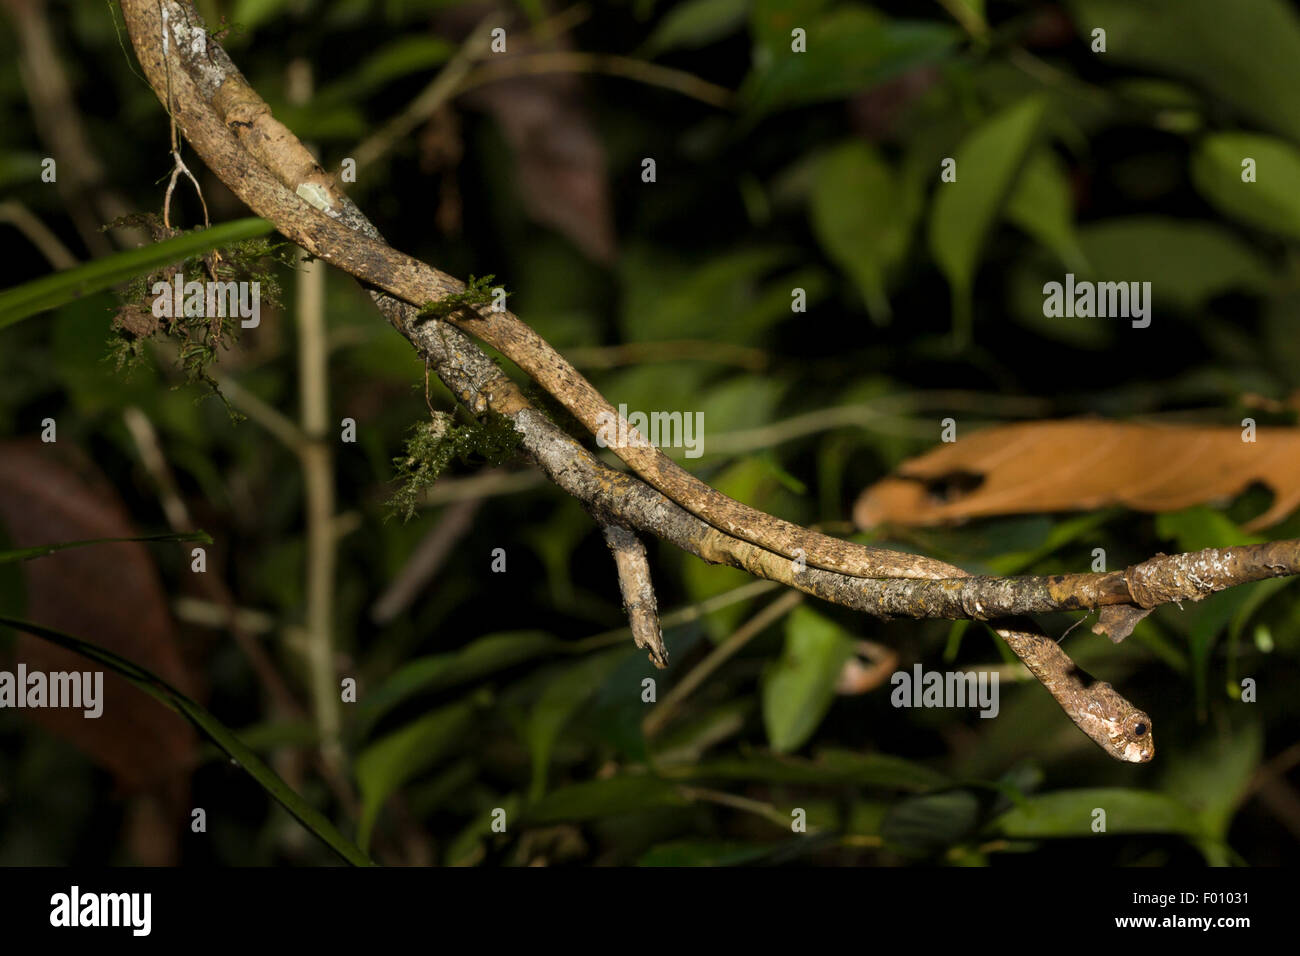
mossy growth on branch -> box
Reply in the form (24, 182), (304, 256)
(386, 409), (522, 521)
(415, 274), (506, 322)
(105, 213), (304, 415)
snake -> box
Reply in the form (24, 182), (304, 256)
(440, 306), (1155, 762)
(122, 0), (1154, 762)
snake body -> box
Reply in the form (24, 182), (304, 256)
(446, 307), (1154, 762)
(122, 0), (1154, 762)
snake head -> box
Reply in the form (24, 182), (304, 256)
(1114, 707), (1155, 763)
(1075, 681), (1155, 763)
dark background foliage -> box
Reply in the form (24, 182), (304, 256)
(1, 0), (1299, 866)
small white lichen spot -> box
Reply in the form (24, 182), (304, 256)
(296, 182), (334, 214)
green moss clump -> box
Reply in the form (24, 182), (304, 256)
(415, 274), (506, 322)
(386, 409), (522, 521)
(105, 213), (304, 416)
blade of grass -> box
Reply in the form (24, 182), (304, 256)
(0, 530), (212, 564)
(0, 217), (274, 329)
(0, 615), (372, 867)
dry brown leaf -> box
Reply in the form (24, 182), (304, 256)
(0, 440), (197, 862)
(1093, 604), (1153, 643)
(854, 420), (1300, 532)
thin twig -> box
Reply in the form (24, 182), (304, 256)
(934, 0), (989, 40)
(288, 57), (343, 775)
(0, 200), (78, 269)
(218, 379), (306, 451)
(565, 339), (769, 371)
(418, 468), (547, 507)
(677, 785), (810, 831)
(643, 590), (804, 739)
(203, 364), (309, 454)
(120, 406), (305, 722)
(600, 522), (667, 667)
(457, 51), (736, 109)
(4, 0), (138, 253)
(371, 499), (482, 624)
(350, 16), (498, 173)
(569, 579), (781, 654)
(172, 595), (277, 634)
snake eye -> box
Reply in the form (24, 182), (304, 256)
(1125, 713), (1151, 738)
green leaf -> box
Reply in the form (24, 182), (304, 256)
(1068, 0), (1300, 143)
(49, 295), (157, 414)
(1076, 218), (1272, 310)
(750, 0), (832, 58)
(1156, 506), (1260, 553)
(274, 103), (366, 141)
(928, 95), (1048, 345)
(984, 511), (1116, 576)
(0, 218), (274, 330)
(669, 753), (852, 786)
(649, 699), (753, 765)
(196, 720), (319, 763)
(316, 35), (455, 104)
(232, 0), (293, 32)
(810, 141), (912, 322)
(745, 5), (959, 117)
(645, 0), (751, 55)
(639, 839), (774, 866)
(0, 531), (212, 564)
(525, 649), (630, 799)
(355, 630), (560, 735)
(670, 748), (948, 791)
(525, 775), (690, 824)
(444, 793), (525, 866)
(1183, 586), (1267, 719)
(698, 378), (787, 440)
(1228, 578), (1294, 647)
(682, 458), (785, 640)
(1004, 148), (1086, 270)
(619, 246), (793, 344)
(761, 605), (855, 752)
(1161, 720), (1261, 861)
(882, 790), (982, 851)
(991, 788), (1202, 838)
(813, 747), (951, 791)
(354, 695), (482, 852)
(1191, 132), (1300, 240)
(0, 615), (371, 866)
(0, 151), (48, 190)
(1011, 217), (1272, 344)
